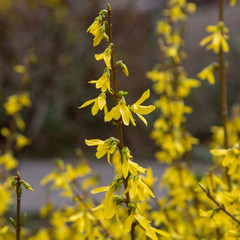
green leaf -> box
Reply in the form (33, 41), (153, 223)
(9, 217), (16, 228)
(20, 212), (27, 225)
(11, 178), (17, 190)
(21, 180), (34, 192)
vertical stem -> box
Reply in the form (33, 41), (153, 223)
(5, 119), (17, 152)
(219, 0), (228, 149)
(107, 7), (134, 239)
(107, 9), (124, 149)
(16, 174), (21, 240)
(218, 0), (231, 189)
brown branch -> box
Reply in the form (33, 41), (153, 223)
(218, 0), (231, 190)
(107, 5), (134, 239)
(219, 0), (229, 149)
(16, 172), (22, 240)
(199, 184), (240, 225)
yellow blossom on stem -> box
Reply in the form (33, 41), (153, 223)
(85, 137), (119, 165)
(0, 151), (18, 170)
(93, 24), (106, 47)
(78, 92), (107, 116)
(121, 147), (146, 178)
(95, 44), (112, 69)
(14, 65), (26, 74)
(88, 69), (112, 93)
(15, 134), (31, 150)
(198, 63), (216, 85)
(164, 5), (186, 22)
(124, 176), (155, 201)
(87, 16), (102, 36)
(230, 0), (239, 7)
(141, 168), (157, 189)
(130, 89), (155, 126)
(117, 60), (129, 76)
(4, 93), (31, 115)
(156, 21), (172, 36)
(186, 3), (196, 14)
(200, 21), (229, 53)
(15, 114), (26, 130)
(105, 96), (136, 126)
(1, 127), (10, 137)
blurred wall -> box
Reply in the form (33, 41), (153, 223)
(0, 0), (239, 159)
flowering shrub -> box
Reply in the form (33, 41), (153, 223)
(1, 0), (240, 240)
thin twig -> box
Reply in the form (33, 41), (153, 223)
(16, 172), (22, 240)
(107, 5), (134, 239)
(198, 184), (240, 225)
(218, 0), (231, 190)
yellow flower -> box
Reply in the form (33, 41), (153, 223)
(117, 60), (129, 76)
(121, 147), (146, 178)
(105, 97), (136, 126)
(95, 45), (112, 69)
(0, 151), (18, 170)
(210, 148), (228, 157)
(103, 187), (118, 219)
(200, 21), (229, 53)
(91, 185), (120, 219)
(177, 77), (200, 98)
(126, 212), (167, 240)
(156, 21), (171, 36)
(1, 127), (10, 137)
(0, 226), (9, 235)
(230, 0), (237, 6)
(4, 93), (31, 115)
(85, 137), (118, 164)
(88, 69), (112, 93)
(130, 89), (155, 126)
(19, 93), (31, 107)
(40, 203), (53, 218)
(125, 213), (135, 232)
(164, 5), (186, 22)
(64, 163), (90, 181)
(165, 45), (180, 63)
(15, 134), (31, 150)
(87, 16), (102, 36)
(27, 229), (51, 240)
(198, 64), (216, 85)
(141, 168), (157, 189)
(78, 92), (107, 116)
(128, 177), (155, 201)
(112, 149), (122, 176)
(93, 24), (105, 47)
(4, 95), (21, 115)
(15, 114), (26, 130)
(211, 146), (240, 177)
(186, 3), (196, 14)
(14, 65), (26, 74)
(0, 181), (13, 214)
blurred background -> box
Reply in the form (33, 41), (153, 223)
(0, 0), (240, 160)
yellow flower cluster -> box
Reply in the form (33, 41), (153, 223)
(147, 0), (199, 166)
(146, 1), (215, 239)
(41, 159), (92, 197)
(79, 9), (155, 127)
(4, 92), (31, 116)
(78, 4), (168, 239)
(0, 62), (33, 239)
(196, 1), (240, 238)
(200, 21), (229, 54)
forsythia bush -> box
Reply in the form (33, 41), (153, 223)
(1, 0), (240, 239)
